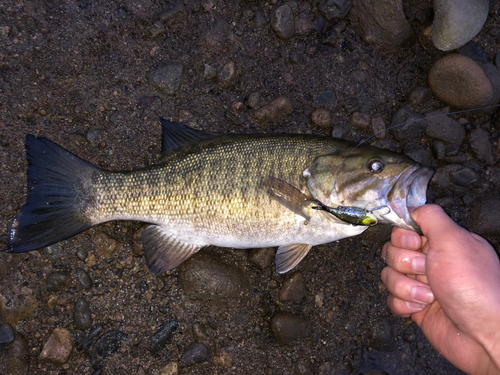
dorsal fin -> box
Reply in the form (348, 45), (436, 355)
(160, 118), (220, 156)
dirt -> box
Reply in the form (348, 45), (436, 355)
(0, 0), (499, 374)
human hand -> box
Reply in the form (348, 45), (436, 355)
(381, 204), (500, 374)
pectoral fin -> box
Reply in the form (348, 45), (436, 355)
(142, 225), (205, 274)
(275, 244), (313, 274)
(266, 177), (315, 220)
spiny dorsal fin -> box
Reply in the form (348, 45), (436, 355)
(275, 244), (313, 274)
(160, 119), (220, 156)
(142, 225), (205, 274)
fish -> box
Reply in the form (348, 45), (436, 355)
(6, 119), (433, 274)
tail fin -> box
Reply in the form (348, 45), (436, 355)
(7, 135), (98, 253)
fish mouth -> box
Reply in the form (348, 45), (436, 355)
(385, 165), (434, 232)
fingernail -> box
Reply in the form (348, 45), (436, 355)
(412, 257), (426, 273)
(401, 234), (419, 249)
(406, 301), (426, 311)
(411, 286), (434, 304)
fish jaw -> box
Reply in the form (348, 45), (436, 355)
(381, 165), (434, 231)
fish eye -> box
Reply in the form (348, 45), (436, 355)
(367, 159), (384, 173)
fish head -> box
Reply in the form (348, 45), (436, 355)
(304, 145), (434, 231)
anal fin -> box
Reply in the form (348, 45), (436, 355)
(275, 244), (313, 274)
(142, 225), (205, 274)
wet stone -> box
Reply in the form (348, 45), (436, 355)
(350, 112), (370, 130)
(471, 195), (500, 237)
(92, 331), (128, 370)
(180, 342), (208, 366)
(279, 272), (306, 302)
(369, 318), (396, 351)
(160, 362), (179, 375)
(271, 312), (309, 344)
(76, 247), (89, 260)
(318, 0), (352, 21)
(146, 62), (185, 95)
(76, 268), (92, 289)
(0, 323), (15, 350)
(425, 112), (465, 145)
(0, 334), (28, 375)
(151, 319), (179, 354)
(469, 128), (494, 165)
(390, 107), (427, 142)
(248, 247), (275, 269)
(74, 298), (92, 331)
(94, 231), (122, 258)
(270, 4), (295, 40)
(253, 96), (293, 124)
(179, 253), (249, 299)
(46, 271), (71, 292)
(39, 328), (72, 365)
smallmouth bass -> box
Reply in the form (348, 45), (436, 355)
(7, 120), (433, 273)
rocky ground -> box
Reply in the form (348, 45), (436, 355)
(1, 0), (500, 374)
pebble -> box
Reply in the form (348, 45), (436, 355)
(368, 318), (396, 351)
(491, 167), (500, 191)
(150, 319), (179, 354)
(74, 298), (92, 331)
(203, 64), (217, 81)
(192, 322), (208, 341)
(404, 147), (433, 166)
(348, 0), (413, 52)
(450, 167), (482, 189)
(428, 54), (495, 109)
(179, 253), (249, 299)
(245, 91), (261, 109)
(317, 89), (338, 107)
(132, 224), (148, 256)
(431, 140), (446, 160)
(76, 268), (92, 289)
(350, 112), (370, 130)
(425, 111), (465, 145)
(0, 284), (38, 324)
(180, 342), (208, 366)
(432, 0), (489, 51)
(0, 334), (28, 375)
(93, 231), (122, 258)
(318, 0), (352, 21)
(159, 2), (186, 25)
(311, 109), (331, 130)
(431, 164), (482, 194)
(46, 271), (71, 292)
(146, 62), (185, 95)
(408, 86), (431, 106)
(248, 247), (275, 269)
(471, 195), (500, 237)
(253, 96), (293, 124)
(271, 312), (309, 344)
(279, 272), (306, 302)
(331, 125), (349, 138)
(214, 349), (233, 367)
(91, 331), (128, 370)
(390, 107), (427, 142)
(217, 61), (236, 87)
(76, 247), (89, 260)
(159, 362), (179, 375)
(0, 323), (15, 350)
(270, 5), (295, 40)
(371, 117), (386, 138)
(469, 128), (495, 165)
(200, 20), (229, 52)
(295, 11), (314, 36)
(39, 328), (72, 365)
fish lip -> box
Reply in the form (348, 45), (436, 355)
(386, 165), (434, 231)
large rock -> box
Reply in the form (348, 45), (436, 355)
(271, 312), (309, 345)
(348, 0), (414, 52)
(425, 110), (465, 145)
(432, 0), (489, 51)
(270, 5), (295, 40)
(428, 54), (495, 109)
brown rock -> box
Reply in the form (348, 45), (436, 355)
(311, 109), (331, 130)
(279, 272), (307, 302)
(371, 117), (386, 138)
(94, 231), (122, 258)
(0, 284), (38, 325)
(39, 328), (72, 365)
(428, 54), (495, 109)
(271, 312), (309, 344)
(270, 5), (295, 40)
(132, 224), (149, 256)
(248, 248), (275, 269)
(253, 96), (293, 123)
(351, 112), (370, 130)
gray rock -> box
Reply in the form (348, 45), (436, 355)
(217, 61), (236, 87)
(253, 96), (293, 124)
(92, 331), (128, 370)
(146, 62), (185, 95)
(279, 272), (307, 302)
(74, 298), (92, 331)
(425, 111), (465, 145)
(404, 147), (433, 166)
(348, 0), (414, 52)
(371, 116), (386, 139)
(317, 90), (338, 107)
(270, 5), (295, 40)
(471, 195), (500, 237)
(39, 328), (72, 365)
(159, 2), (186, 25)
(0, 334), (28, 375)
(390, 107), (427, 142)
(179, 253), (249, 299)
(490, 167), (500, 191)
(76, 247), (89, 260)
(203, 64), (217, 81)
(0, 323), (15, 350)
(428, 54), (495, 109)
(271, 312), (309, 344)
(479, 62), (500, 104)
(431, 164), (481, 194)
(46, 271), (71, 292)
(180, 342), (208, 366)
(331, 125), (349, 138)
(469, 128), (495, 165)
(432, 0), (489, 51)
(295, 11), (314, 36)
(200, 19), (229, 52)
(368, 318), (396, 351)
(431, 140), (445, 160)
(408, 86), (431, 106)
(245, 91), (262, 109)
(151, 319), (179, 354)
(76, 268), (92, 290)
(248, 247), (275, 269)
(318, 0), (352, 21)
